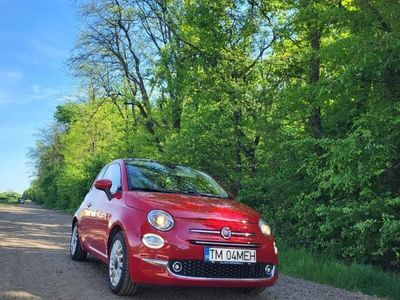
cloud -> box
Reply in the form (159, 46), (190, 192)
(0, 70), (24, 104)
(0, 88), (22, 104)
(0, 70), (23, 81)
(11, 38), (70, 67)
(31, 84), (58, 97)
(0, 84), (71, 106)
(31, 85), (40, 94)
(30, 84), (70, 106)
(29, 38), (69, 61)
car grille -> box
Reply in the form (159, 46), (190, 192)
(169, 260), (274, 279)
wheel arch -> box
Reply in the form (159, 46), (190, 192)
(107, 222), (126, 257)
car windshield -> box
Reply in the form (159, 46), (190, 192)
(126, 160), (229, 198)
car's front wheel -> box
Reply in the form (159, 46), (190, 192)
(70, 223), (87, 261)
(108, 232), (139, 296)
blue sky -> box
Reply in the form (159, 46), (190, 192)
(0, 0), (78, 193)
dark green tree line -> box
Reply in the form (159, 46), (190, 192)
(27, 0), (400, 269)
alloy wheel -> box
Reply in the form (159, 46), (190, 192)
(70, 226), (78, 255)
(109, 239), (124, 286)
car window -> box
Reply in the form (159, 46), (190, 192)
(90, 166), (108, 191)
(102, 163), (122, 194)
(96, 166), (108, 181)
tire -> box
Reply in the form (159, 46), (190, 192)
(70, 223), (87, 261)
(239, 287), (266, 295)
(108, 232), (139, 296)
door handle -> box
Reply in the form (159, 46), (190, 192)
(87, 202), (92, 208)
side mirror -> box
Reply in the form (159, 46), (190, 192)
(95, 179), (112, 190)
(95, 179), (113, 200)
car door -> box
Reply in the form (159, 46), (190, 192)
(79, 166), (107, 248)
(90, 163), (122, 257)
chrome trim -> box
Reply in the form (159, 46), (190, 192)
(140, 257), (276, 281)
(88, 245), (107, 260)
(142, 233), (165, 249)
(190, 229), (255, 237)
(166, 265), (276, 282)
(232, 232), (255, 237)
(191, 240), (260, 248)
(190, 229), (220, 234)
(141, 258), (169, 267)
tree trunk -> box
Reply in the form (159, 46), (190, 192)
(233, 110), (242, 193)
(308, 28), (323, 140)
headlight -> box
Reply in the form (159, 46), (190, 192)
(147, 210), (174, 231)
(259, 219), (271, 236)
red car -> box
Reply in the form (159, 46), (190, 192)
(70, 159), (278, 296)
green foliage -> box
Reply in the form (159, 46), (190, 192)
(26, 0), (400, 271)
(279, 244), (400, 299)
(0, 191), (20, 204)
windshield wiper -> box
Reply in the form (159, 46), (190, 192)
(181, 190), (227, 198)
(199, 193), (228, 199)
(131, 187), (174, 193)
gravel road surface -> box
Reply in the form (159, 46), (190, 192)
(0, 203), (379, 300)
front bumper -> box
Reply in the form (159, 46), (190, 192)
(126, 216), (279, 287)
(142, 257), (278, 286)
(131, 254), (278, 287)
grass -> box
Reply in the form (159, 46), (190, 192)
(279, 245), (400, 299)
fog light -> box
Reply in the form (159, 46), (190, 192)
(172, 261), (182, 273)
(142, 233), (164, 249)
(265, 264), (273, 276)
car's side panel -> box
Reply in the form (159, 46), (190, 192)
(86, 188), (110, 259)
(77, 164), (109, 253)
(82, 162), (124, 260)
(78, 192), (96, 249)
(92, 162), (124, 256)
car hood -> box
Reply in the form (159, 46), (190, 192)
(125, 191), (260, 223)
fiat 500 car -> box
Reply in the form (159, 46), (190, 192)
(70, 159), (278, 296)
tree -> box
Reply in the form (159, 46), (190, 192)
(27, 0), (400, 268)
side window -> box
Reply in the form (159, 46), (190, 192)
(96, 166), (107, 182)
(102, 163), (122, 194)
(90, 166), (108, 191)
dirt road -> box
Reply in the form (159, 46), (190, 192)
(0, 203), (378, 300)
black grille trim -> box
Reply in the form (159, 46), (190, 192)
(168, 260), (274, 279)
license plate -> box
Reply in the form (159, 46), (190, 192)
(204, 247), (256, 263)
